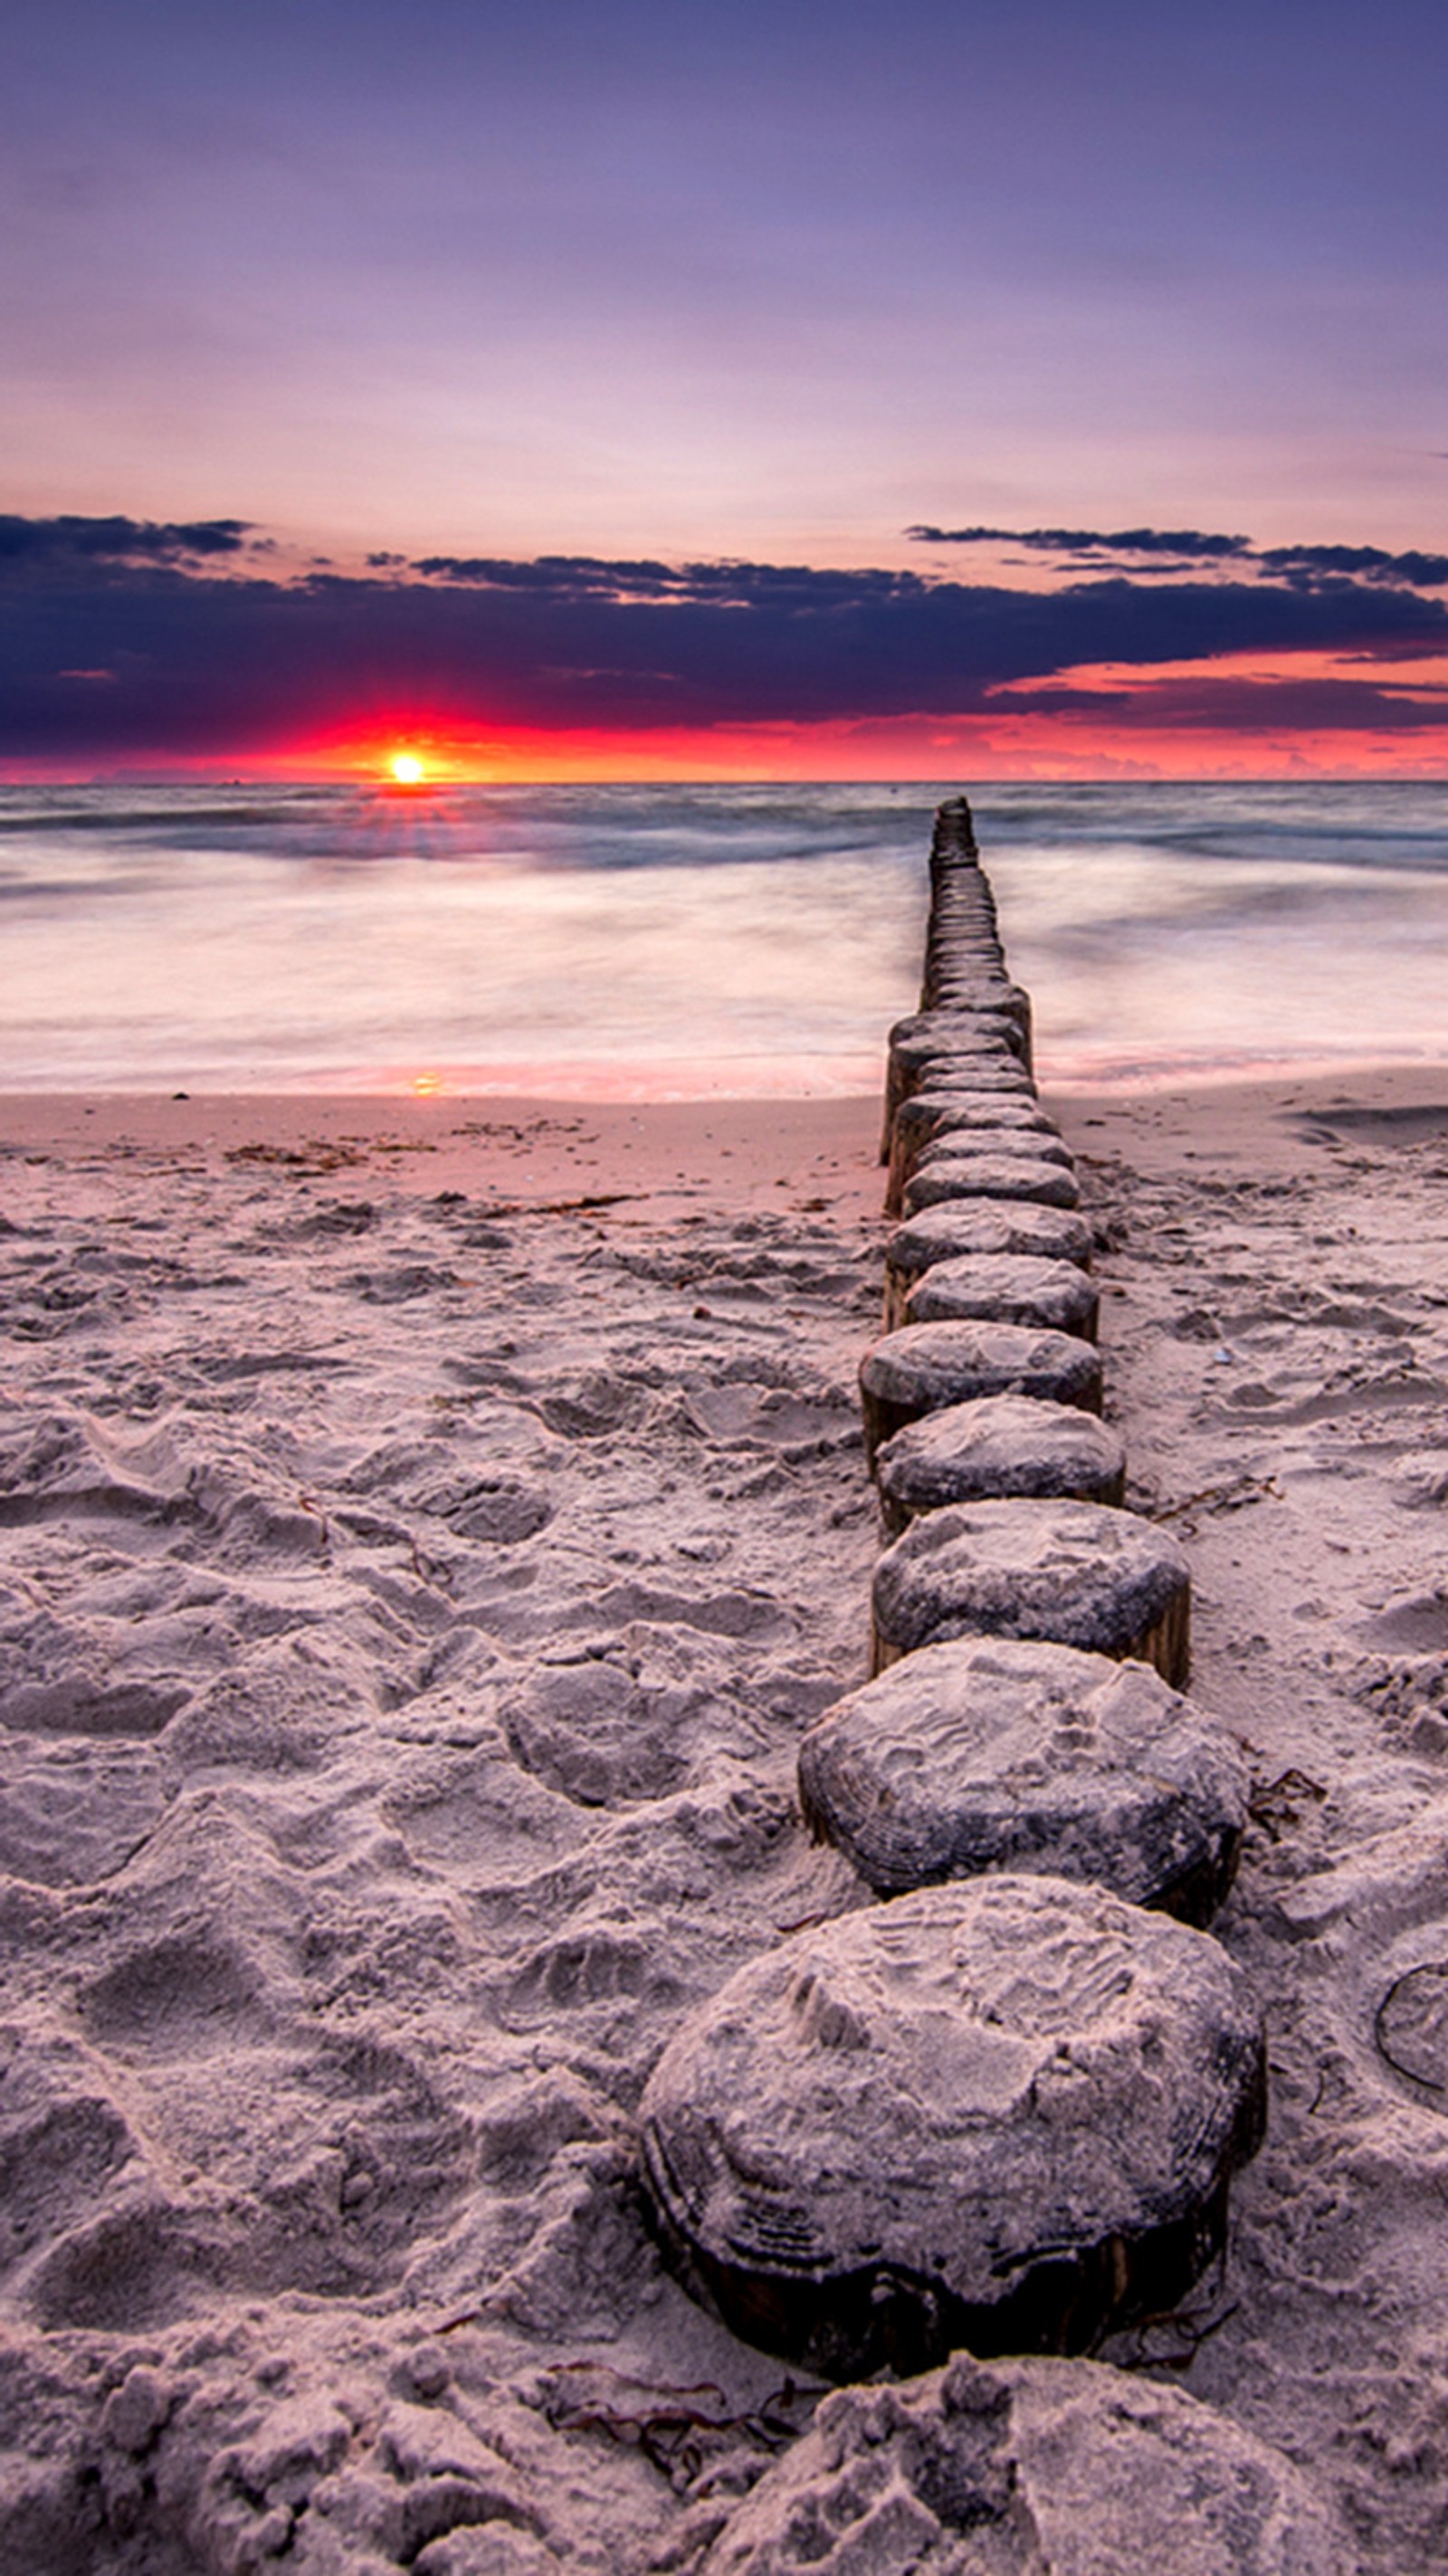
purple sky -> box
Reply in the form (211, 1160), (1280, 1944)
(4, 0), (1446, 769)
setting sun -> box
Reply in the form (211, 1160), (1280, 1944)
(388, 751), (425, 785)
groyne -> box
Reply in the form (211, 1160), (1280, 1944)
(636, 797), (1351, 2571)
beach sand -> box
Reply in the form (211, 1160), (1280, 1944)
(2, 1067), (1447, 2571)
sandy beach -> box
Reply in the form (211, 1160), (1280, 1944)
(3, 1064), (1448, 2571)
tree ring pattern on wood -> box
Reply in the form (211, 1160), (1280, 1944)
(639, 1875), (1266, 2380)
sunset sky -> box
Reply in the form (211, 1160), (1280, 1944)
(5, 0), (1447, 778)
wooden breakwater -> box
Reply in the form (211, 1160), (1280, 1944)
(632, 797), (1347, 2565)
(865, 794), (1195, 1681)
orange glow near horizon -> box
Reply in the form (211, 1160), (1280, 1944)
(275, 646), (1448, 785)
(309, 718), (1448, 787)
(8, 646), (1448, 787)
(6, 721), (1447, 786)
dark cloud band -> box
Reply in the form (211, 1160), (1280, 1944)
(909, 525), (1253, 561)
(909, 523), (1448, 590)
(2, 517), (1446, 753)
(0, 515), (251, 568)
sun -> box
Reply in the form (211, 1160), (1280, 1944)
(388, 751), (425, 785)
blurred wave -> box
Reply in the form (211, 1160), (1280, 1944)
(0, 779), (1443, 1093)
(977, 781), (1448, 1087)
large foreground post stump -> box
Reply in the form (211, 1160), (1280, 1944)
(905, 1251), (1099, 1339)
(860, 1321), (1103, 1469)
(875, 1392), (1125, 1529)
(639, 1874), (1266, 2380)
(798, 1636), (1246, 1920)
(870, 1496), (1191, 1683)
(885, 1203), (1095, 1327)
(699, 2354), (1348, 2575)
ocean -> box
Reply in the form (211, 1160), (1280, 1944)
(1, 779), (1444, 1095)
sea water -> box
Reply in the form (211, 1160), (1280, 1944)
(0, 779), (1443, 1095)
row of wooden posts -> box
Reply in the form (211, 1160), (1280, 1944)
(637, 797), (1271, 2397)
(862, 794), (1195, 1682)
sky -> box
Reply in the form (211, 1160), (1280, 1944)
(4, 0), (1447, 778)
